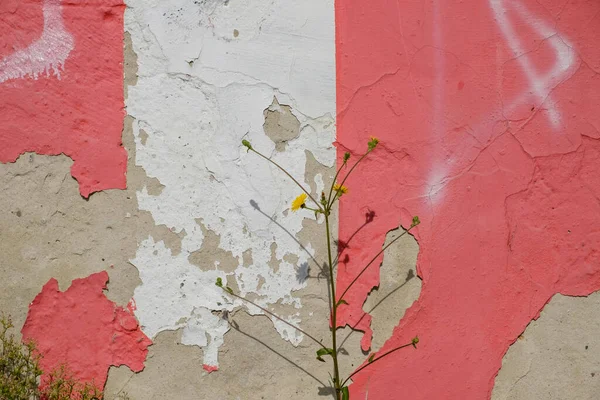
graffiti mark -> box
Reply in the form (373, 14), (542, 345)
(0, 0), (74, 83)
(490, 0), (576, 128)
(427, 1), (577, 204)
(337, 0), (598, 398)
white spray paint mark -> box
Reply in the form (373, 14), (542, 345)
(0, 0), (74, 83)
(427, 1), (577, 205)
(490, 0), (576, 128)
(425, 0), (447, 205)
(126, 0), (335, 368)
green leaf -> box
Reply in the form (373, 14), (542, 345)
(368, 353), (375, 363)
(316, 347), (334, 362)
(342, 386), (350, 400)
(343, 152), (351, 162)
(226, 287), (234, 294)
(215, 277), (223, 287)
(336, 299), (349, 307)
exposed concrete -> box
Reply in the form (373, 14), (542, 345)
(4, 1), (600, 399)
(264, 97), (301, 152)
(362, 227), (420, 352)
(0, 122), (179, 333)
(105, 312), (366, 400)
(105, 206), (372, 399)
(103, 12), (371, 397)
(124, 0), (337, 371)
(493, 291), (600, 400)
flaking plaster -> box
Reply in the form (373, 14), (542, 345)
(125, 0), (336, 369)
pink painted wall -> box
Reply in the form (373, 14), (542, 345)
(2, 0), (599, 397)
(22, 272), (151, 391)
(336, 0), (600, 398)
(0, 0), (127, 198)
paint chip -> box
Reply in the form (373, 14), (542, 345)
(21, 271), (151, 389)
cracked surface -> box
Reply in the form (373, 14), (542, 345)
(125, 0), (336, 369)
(0, 0), (127, 197)
(2, 0), (600, 398)
(336, 0), (600, 398)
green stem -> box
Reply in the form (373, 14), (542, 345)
(341, 341), (415, 387)
(338, 224), (417, 302)
(223, 289), (327, 350)
(326, 160), (347, 207)
(251, 149), (323, 212)
(333, 152), (369, 207)
(325, 212), (342, 399)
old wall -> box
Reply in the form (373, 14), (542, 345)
(0, 0), (599, 399)
(337, 0), (600, 399)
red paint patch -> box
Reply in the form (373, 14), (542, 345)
(22, 272), (151, 390)
(202, 364), (219, 373)
(0, 0), (126, 198)
(336, 0), (600, 398)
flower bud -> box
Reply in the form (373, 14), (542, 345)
(242, 139), (252, 152)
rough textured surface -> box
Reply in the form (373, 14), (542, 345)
(493, 292), (600, 400)
(362, 227), (420, 352)
(336, 0), (600, 398)
(21, 271), (151, 389)
(0, 0), (127, 197)
(125, 0), (336, 369)
(2, 0), (600, 398)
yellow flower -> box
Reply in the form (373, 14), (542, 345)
(333, 183), (348, 195)
(291, 193), (307, 211)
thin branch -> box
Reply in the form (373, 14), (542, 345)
(251, 149), (323, 212)
(341, 341), (415, 387)
(334, 152), (369, 204)
(325, 212), (342, 397)
(326, 159), (347, 207)
(338, 224), (417, 302)
(223, 289), (327, 350)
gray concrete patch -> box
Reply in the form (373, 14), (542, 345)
(493, 292), (600, 400)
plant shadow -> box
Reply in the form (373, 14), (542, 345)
(246, 199), (411, 392)
(337, 268), (416, 353)
(227, 316), (336, 399)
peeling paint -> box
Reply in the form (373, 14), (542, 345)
(336, 0), (600, 398)
(0, 0), (127, 197)
(21, 272), (151, 390)
(126, 0), (335, 368)
(493, 291), (600, 399)
(263, 97), (301, 152)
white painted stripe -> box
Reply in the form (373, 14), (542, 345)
(126, 0), (335, 368)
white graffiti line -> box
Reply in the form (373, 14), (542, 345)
(490, 0), (576, 128)
(0, 0), (74, 83)
(424, 0), (447, 204)
(426, 1), (577, 206)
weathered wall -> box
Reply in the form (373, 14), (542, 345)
(1, 0), (600, 399)
(337, 0), (600, 399)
